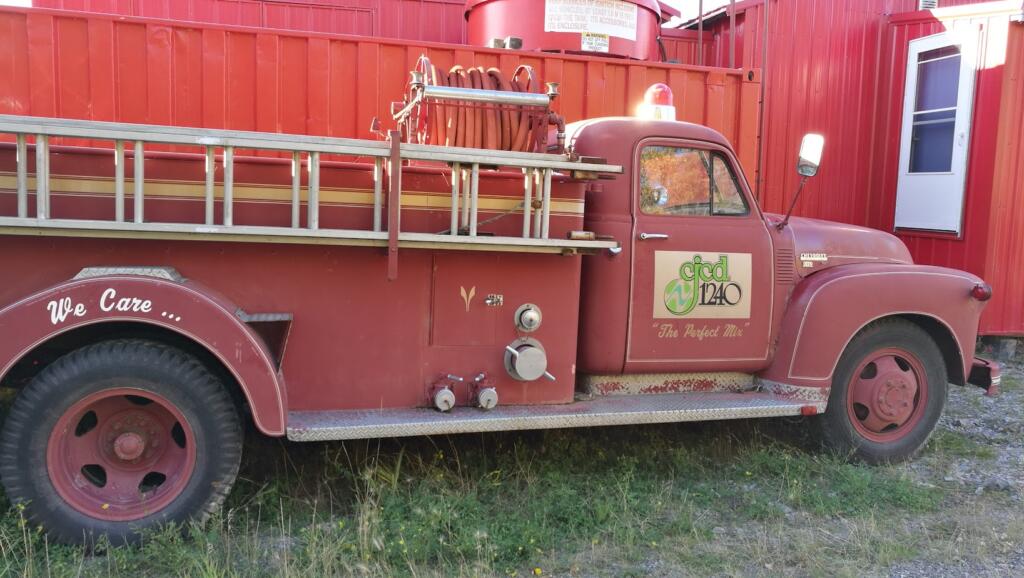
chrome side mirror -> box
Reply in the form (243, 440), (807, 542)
(778, 134), (826, 231)
(797, 133), (825, 177)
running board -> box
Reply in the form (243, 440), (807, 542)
(286, 392), (824, 442)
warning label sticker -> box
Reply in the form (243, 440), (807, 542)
(544, 0), (638, 41)
(580, 32), (610, 53)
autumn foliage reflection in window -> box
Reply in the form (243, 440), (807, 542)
(639, 146), (749, 217)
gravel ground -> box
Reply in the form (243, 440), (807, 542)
(886, 357), (1024, 577)
(550, 355), (1024, 578)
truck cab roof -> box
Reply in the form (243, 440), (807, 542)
(565, 117), (734, 156)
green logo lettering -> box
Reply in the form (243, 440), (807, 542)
(663, 255), (734, 316)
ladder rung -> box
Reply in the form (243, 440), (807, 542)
(307, 151), (320, 230)
(460, 169), (470, 228)
(291, 152), (301, 228)
(15, 134), (27, 218)
(541, 168), (552, 239)
(373, 157), (383, 232)
(115, 140), (125, 222)
(205, 146), (215, 226)
(532, 169), (542, 239)
(223, 146), (234, 227)
(522, 167), (532, 238)
(133, 140), (144, 223)
(468, 164), (480, 237)
(450, 162), (460, 237)
(36, 134), (49, 220)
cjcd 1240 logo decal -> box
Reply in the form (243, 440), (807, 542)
(653, 251), (752, 319)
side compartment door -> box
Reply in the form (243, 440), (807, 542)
(626, 141), (775, 372)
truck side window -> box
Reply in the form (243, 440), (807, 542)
(639, 146), (749, 217)
(710, 154), (748, 216)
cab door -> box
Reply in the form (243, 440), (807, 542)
(625, 139), (775, 372)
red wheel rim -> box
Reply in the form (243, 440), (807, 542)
(846, 347), (929, 443)
(46, 388), (196, 522)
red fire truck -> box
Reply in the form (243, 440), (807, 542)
(0, 61), (999, 545)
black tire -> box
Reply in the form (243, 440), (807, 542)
(0, 339), (242, 546)
(817, 320), (947, 464)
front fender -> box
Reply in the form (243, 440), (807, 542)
(0, 275), (287, 435)
(760, 264), (987, 388)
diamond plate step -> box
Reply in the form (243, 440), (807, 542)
(286, 392), (823, 442)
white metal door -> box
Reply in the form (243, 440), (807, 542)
(894, 31), (977, 234)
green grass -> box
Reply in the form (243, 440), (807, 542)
(999, 373), (1022, 392)
(0, 419), (949, 577)
(926, 429), (997, 460)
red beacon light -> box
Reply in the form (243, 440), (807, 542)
(971, 283), (993, 301)
(636, 83), (677, 121)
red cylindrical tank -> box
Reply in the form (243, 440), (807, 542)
(465, 0), (665, 60)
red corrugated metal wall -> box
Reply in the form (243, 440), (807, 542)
(32, 0), (468, 44)
(870, 7), (1014, 334)
(977, 21), (1024, 334)
(727, 0), (904, 224)
(674, 1), (898, 220)
(0, 6), (761, 170)
(660, 1), (991, 69)
(658, 28), (705, 64)
(659, 2), (763, 68)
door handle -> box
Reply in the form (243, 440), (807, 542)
(639, 232), (669, 241)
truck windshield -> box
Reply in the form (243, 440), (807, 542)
(639, 146), (748, 217)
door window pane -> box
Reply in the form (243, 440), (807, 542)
(711, 155), (747, 215)
(915, 47), (960, 112)
(909, 122), (955, 172)
(909, 44), (960, 173)
(639, 146), (749, 216)
(909, 109), (956, 172)
(640, 147), (710, 216)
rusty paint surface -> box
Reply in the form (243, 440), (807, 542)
(581, 372), (754, 396)
(568, 118), (781, 375)
(0, 275), (287, 434)
(759, 263), (985, 389)
(756, 379), (830, 404)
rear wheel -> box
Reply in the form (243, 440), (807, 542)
(818, 320), (947, 464)
(0, 339), (242, 545)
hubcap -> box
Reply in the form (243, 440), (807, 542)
(112, 432), (146, 461)
(46, 388), (196, 522)
(846, 348), (928, 442)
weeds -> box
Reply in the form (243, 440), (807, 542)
(0, 418), (958, 577)
(926, 429), (997, 460)
(1000, 374), (1022, 392)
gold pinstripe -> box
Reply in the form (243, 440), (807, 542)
(0, 174), (586, 215)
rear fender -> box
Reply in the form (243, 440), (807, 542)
(0, 274), (286, 435)
(760, 264), (987, 389)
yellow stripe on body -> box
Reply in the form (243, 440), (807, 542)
(0, 174), (586, 216)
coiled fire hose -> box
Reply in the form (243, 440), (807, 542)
(399, 57), (565, 154)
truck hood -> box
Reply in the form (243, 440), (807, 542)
(766, 214), (913, 276)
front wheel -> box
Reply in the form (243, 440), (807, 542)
(0, 340), (243, 545)
(818, 320), (947, 464)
